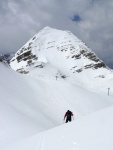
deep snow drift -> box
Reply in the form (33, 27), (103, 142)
(1, 27), (113, 150)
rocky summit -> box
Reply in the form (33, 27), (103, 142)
(10, 27), (113, 86)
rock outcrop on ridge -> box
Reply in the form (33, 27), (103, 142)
(10, 27), (113, 85)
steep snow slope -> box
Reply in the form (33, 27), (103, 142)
(1, 27), (113, 149)
(4, 105), (113, 150)
(0, 62), (113, 148)
(10, 27), (113, 88)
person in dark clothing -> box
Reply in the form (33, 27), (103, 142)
(64, 110), (74, 123)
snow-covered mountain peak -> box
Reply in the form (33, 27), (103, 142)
(1, 27), (113, 150)
(10, 27), (113, 86)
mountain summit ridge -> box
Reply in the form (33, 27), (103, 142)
(10, 27), (113, 86)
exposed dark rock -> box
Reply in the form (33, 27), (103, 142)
(84, 64), (93, 69)
(16, 68), (23, 71)
(17, 51), (31, 62)
(32, 36), (36, 40)
(28, 46), (32, 50)
(61, 75), (66, 78)
(16, 68), (29, 74)
(72, 54), (81, 59)
(76, 68), (83, 73)
(27, 60), (32, 65)
(73, 66), (77, 68)
(84, 62), (106, 70)
(93, 62), (106, 69)
(83, 52), (99, 62)
(35, 64), (43, 68)
(32, 55), (38, 60)
(29, 42), (33, 46)
(80, 50), (86, 54)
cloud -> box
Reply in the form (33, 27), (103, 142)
(0, 0), (113, 68)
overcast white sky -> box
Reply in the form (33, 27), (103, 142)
(0, 0), (113, 68)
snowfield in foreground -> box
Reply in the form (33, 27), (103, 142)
(1, 62), (113, 150)
(3, 105), (113, 150)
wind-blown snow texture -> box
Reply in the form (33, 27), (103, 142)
(1, 27), (113, 150)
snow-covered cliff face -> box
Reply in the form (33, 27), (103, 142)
(10, 27), (113, 86)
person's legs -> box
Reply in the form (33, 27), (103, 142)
(66, 118), (69, 123)
(69, 118), (71, 122)
(65, 117), (72, 123)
